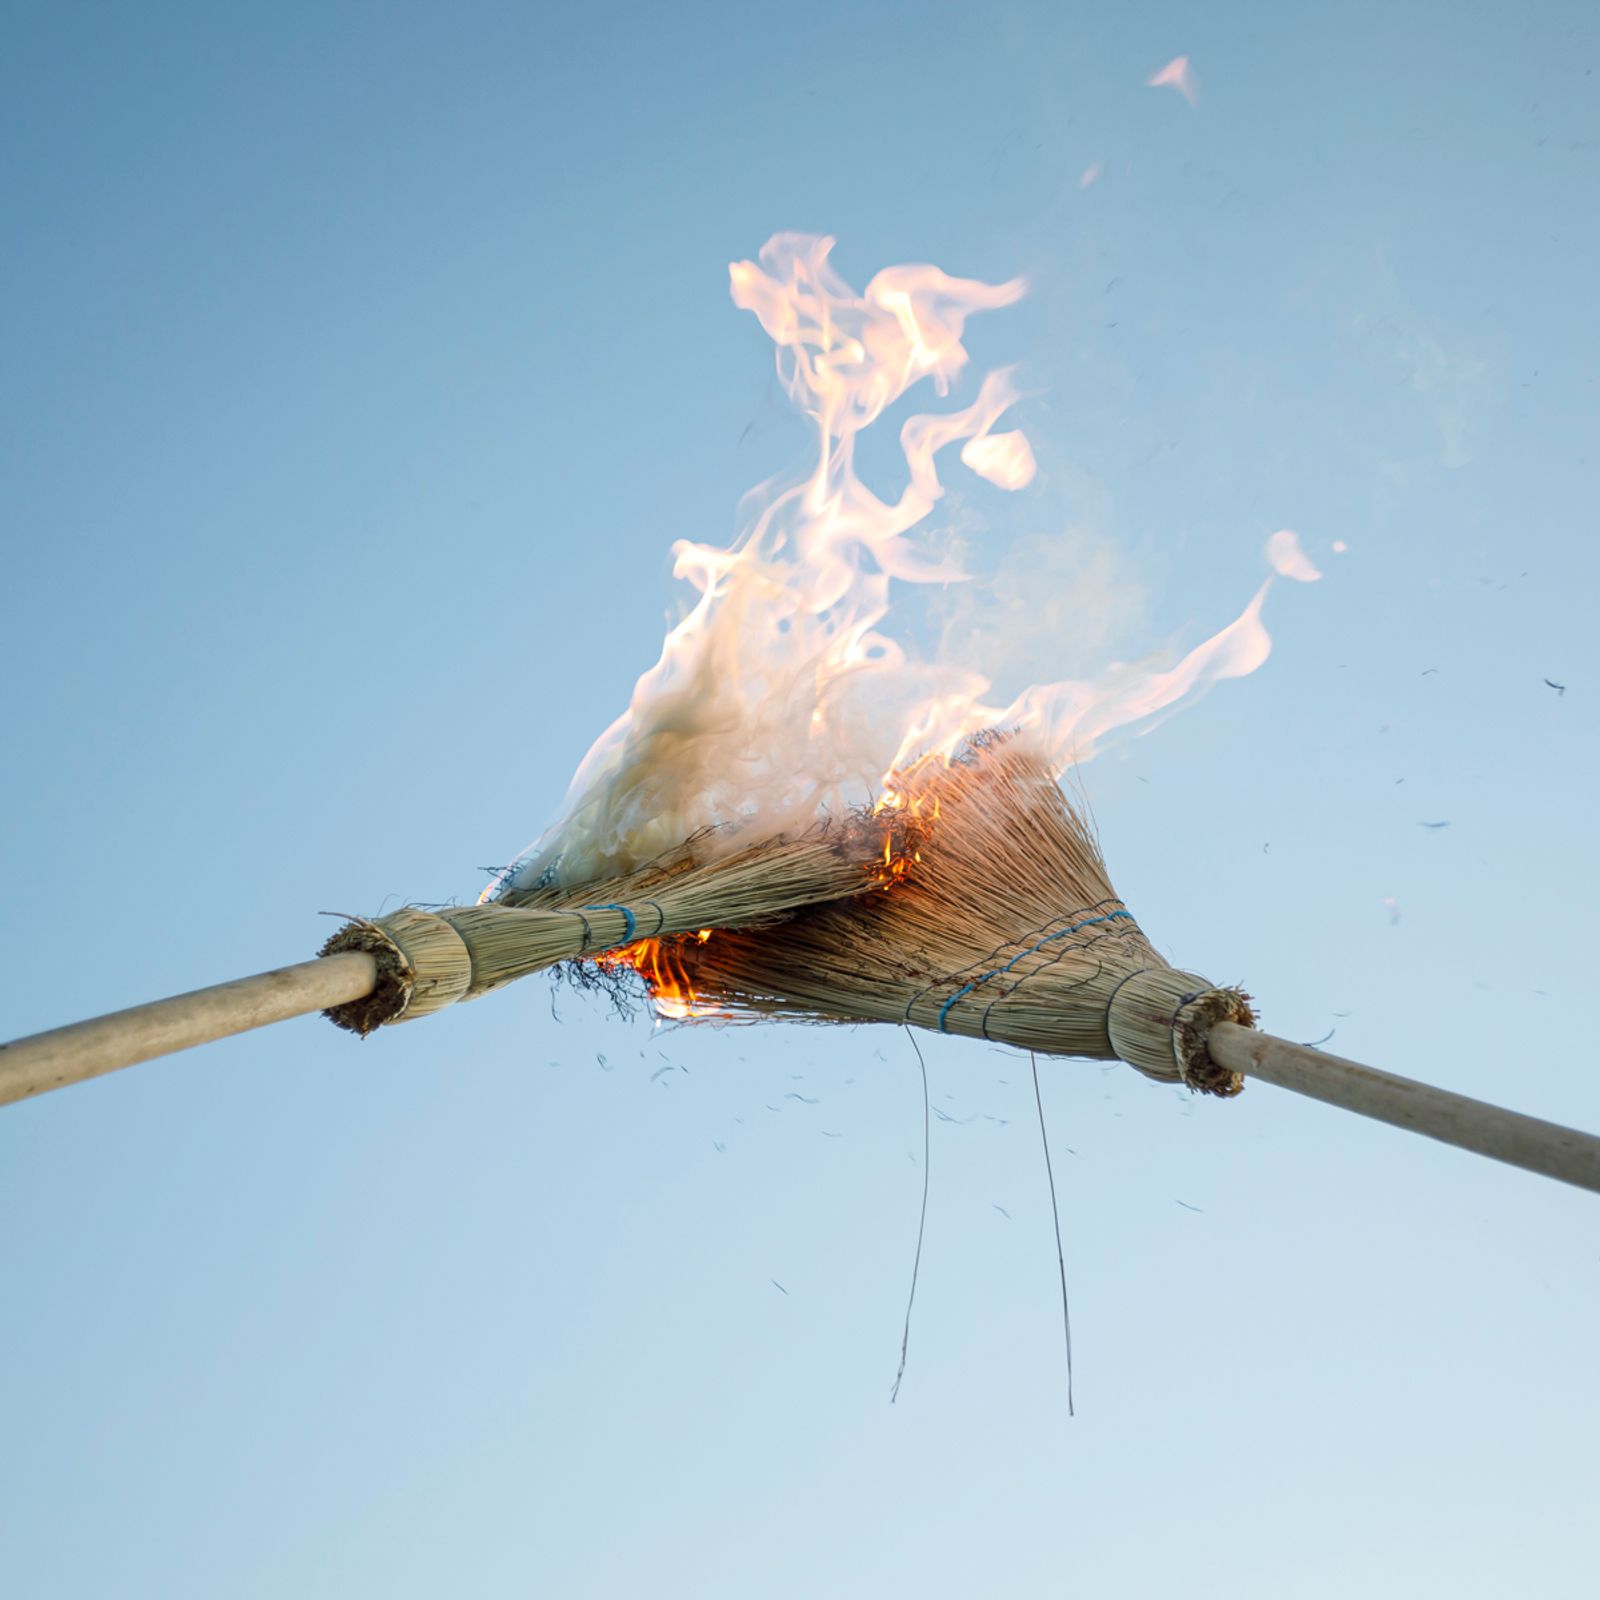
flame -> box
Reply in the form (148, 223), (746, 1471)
(867, 766), (944, 886)
(492, 234), (1291, 899)
(1147, 55), (1199, 106)
(960, 430), (1037, 489)
(1265, 529), (1323, 583)
(594, 935), (723, 1021)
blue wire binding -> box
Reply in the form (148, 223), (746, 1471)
(936, 909), (1135, 1032)
(582, 903), (637, 941)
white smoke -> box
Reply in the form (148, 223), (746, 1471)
(493, 235), (1278, 894)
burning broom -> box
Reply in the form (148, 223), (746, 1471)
(597, 733), (1600, 1191)
(3, 234), (1597, 1201)
(4, 728), (1597, 1194)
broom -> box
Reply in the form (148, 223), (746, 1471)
(4, 741), (1599, 1197)
(0, 827), (878, 1103)
(584, 734), (1600, 1194)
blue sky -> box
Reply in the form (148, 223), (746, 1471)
(3, 3), (1597, 1595)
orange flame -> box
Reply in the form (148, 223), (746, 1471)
(594, 934), (724, 1021)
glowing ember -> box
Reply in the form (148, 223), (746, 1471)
(869, 768), (944, 886)
(593, 936), (725, 1021)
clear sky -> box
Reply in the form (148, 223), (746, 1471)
(3, 2), (1597, 1595)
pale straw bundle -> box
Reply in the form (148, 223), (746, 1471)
(320, 825), (878, 1036)
(621, 734), (1256, 1095)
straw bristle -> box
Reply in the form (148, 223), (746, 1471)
(323, 734), (1255, 1090)
(321, 826), (878, 1034)
(640, 735), (1254, 1094)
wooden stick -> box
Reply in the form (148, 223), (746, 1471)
(0, 954), (378, 1109)
(5, 957), (1597, 1202)
(1207, 1022), (1600, 1196)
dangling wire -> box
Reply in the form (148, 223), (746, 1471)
(1031, 1051), (1075, 1416)
(891, 1026), (932, 1403)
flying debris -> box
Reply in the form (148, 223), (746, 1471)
(771, 1280), (789, 1295)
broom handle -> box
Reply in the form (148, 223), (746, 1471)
(7, 975), (1599, 1198)
(1207, 1021), (1600, 1196)
(0, 953), (378, 1109)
